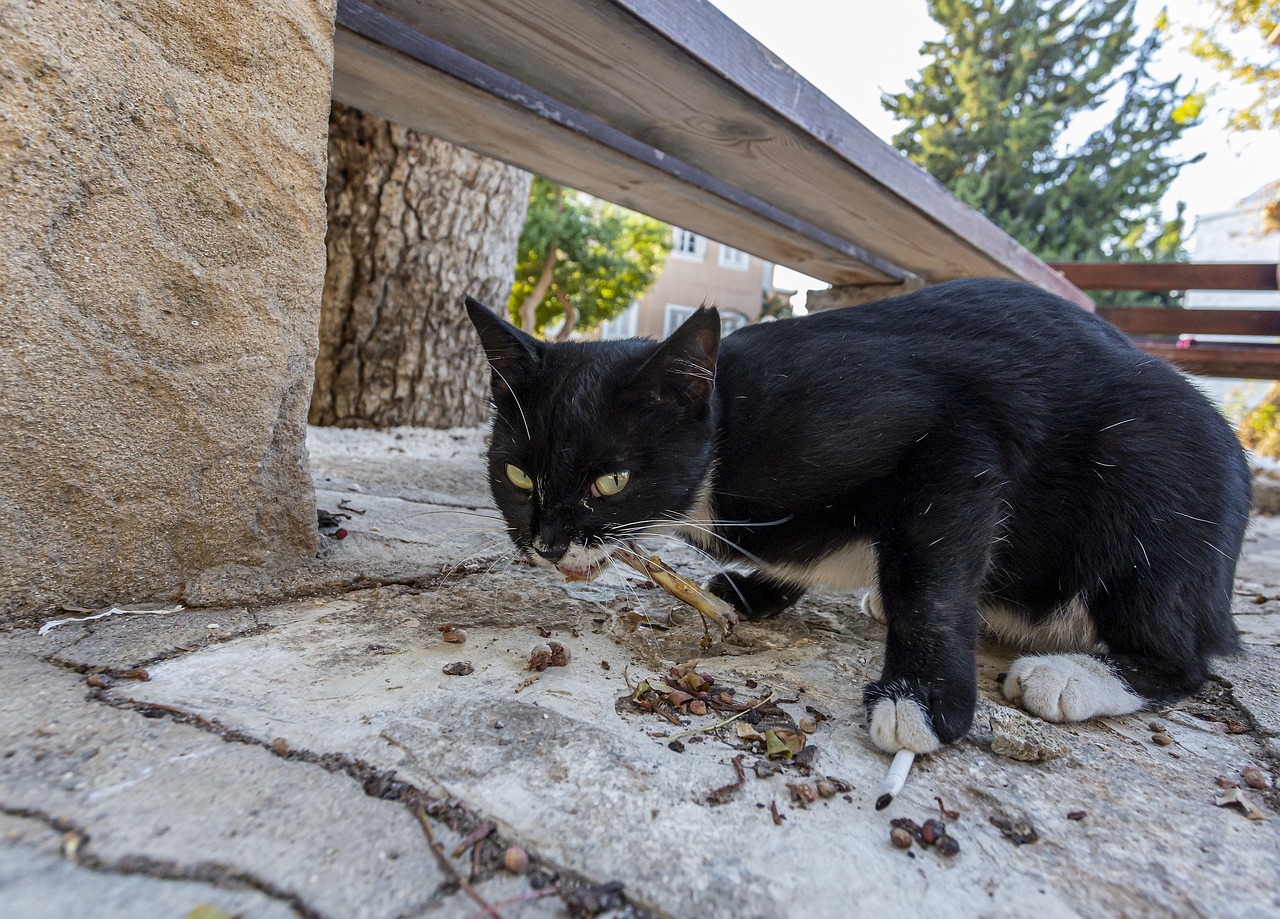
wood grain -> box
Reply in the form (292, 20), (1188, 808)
(1137, 343), (1280, 380)
(336, 0), (1088, 304)
(1099, 308), (1280, 337)
(1052, 262), (1279, 292)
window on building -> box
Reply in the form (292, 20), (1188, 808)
(718, 245), (750, 271)
(600, 301), (640, 340)
(671, 228), (706, 261)
(663, 304), (697, 338)
(720, 311), (748, 336)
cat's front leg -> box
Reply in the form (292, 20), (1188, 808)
(706, 570), (805, 620)
(862, 541), (984, 753)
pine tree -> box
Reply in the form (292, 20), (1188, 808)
(884, 0), (1204, 271)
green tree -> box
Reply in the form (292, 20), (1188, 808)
(1183, 0), (1280, 132)
(509, 178), (670, 339)
(884, 0), (1204, 278)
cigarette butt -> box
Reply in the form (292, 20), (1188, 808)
(875, 749), (916, 810)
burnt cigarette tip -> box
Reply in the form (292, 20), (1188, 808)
(875, 793), (893, 811)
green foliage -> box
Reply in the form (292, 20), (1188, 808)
(884, 0), (1205, 302)
(1183, 0), (1280, 132)
(508, 178), (670, 337)
(1239, 382), (1280, 457)
(760, 293), (795, 320)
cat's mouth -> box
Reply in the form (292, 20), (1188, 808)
(556, 562), (605, 582)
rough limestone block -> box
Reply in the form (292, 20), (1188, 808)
(0, 0), (337, 620)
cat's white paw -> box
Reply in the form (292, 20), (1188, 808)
(1002, 653), (1145, 723)
(867, 694), (941, 754)
(860, 588), (885, 623)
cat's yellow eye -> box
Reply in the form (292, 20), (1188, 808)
(592, 471), (630, 497)
(505, 464), (534, 490)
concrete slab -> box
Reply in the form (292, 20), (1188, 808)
(0, 813), (297, 919)
(5, 425), (1280, 918)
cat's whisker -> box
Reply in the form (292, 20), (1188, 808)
(486, 362), (532, 440)
(627, 517), (769, 567)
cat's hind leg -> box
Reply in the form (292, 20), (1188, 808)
(707, 570), (805, 620)
(1002, 567), (1237, 722)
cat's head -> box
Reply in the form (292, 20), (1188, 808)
(465, 296), (719, 578)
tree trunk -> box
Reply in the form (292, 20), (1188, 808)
(554, 289), (578, 341)
(311, 103), (532, 428)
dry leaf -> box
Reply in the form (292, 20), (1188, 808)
(1215, 787), (1267, 820)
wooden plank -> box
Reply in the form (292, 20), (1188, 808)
(344, 0), (1089, 306)
(1051, 262), (1279, 291)
(1137, 342), (1280, 380)
(332, 14), (900, 285)
(1098, 308), (1280, 337)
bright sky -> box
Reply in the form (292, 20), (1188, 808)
(710, 0), (1280, 300)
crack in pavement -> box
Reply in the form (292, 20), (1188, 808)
(0, 804), (326, 919)
(85, 689), (657, 918)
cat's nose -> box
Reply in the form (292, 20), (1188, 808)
(531, 534), (568, 563)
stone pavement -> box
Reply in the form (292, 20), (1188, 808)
(3, 426), (1279, 918)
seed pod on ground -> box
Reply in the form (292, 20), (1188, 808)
(890, 827), (913, 849)
(1152, 733), (1173, 746)
(547, 640), (571, 667)
(503, 846), (529, 873)
(936, 834), (961, 857)
(528, 643), (552, 671)
(1242, 765), (1271, 789)
(438, 624), (467, 644)
(920, 819), (945, 845)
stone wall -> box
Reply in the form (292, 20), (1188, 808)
(0, 0), (337, 619)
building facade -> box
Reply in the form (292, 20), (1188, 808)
(599, 228), (791, 340)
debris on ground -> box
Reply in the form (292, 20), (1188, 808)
(990, 815), (1039, 845)
(38, 604), (185, 636)
(989, 705), (1070, 762)
(1242, 765), (1272, 789)
(706, 754), (747, 805)
(443, 661), (474, 676)
(1214, 786), (1268, 820)
(437, 624), (467, 644)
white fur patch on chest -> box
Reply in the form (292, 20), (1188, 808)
(756, 540), (880, 591)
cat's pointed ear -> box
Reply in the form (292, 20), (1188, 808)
(464, 295), (540, 386)
(635, 306), (720, 411)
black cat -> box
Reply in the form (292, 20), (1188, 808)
(465, 278), (1250, 753)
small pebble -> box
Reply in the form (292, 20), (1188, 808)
(668, 740), (685, 753)
(84, 674), (110, 688)
(890, 827), (913, 849)
(799, 716), (817, 734)
(1149, 721), (1165, 733)
(936, 835), (961, 857)
(442, 661), (474, 676)
(271, 737), (290, 756)
(122, 668), (150, 682)
(1152, 733), (1173, 746)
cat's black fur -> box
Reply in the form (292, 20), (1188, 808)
(465, 278), (1250, 752)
